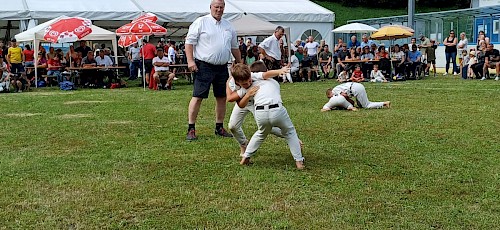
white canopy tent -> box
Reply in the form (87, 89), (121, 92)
(15, 16), (119, 86)
(1, 0), (334, 46)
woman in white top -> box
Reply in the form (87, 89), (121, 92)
(457, 32), (468, 66)
(391, 44), (405, 77)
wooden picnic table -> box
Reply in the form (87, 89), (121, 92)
(169, 64), (193, 83)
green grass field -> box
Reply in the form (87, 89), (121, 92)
(1, 76), (499, 229)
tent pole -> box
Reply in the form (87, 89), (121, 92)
(34, 39), (38, 88)
(143, 38), (146, 91)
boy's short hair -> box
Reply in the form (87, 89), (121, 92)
(373, 64), (379, 68)
(326, 88), (332, 95)
(249, 61), (267, 73)
(231, 63), (251, 82)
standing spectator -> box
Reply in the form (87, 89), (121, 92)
(0, 41), (7, 59)
(7, 38), (25, 75)
(259, 26), (285, 70)
(239, 38), (247, 62)
(74, 41), (92, 58)
(418, 35), (430, 75)
(185, 0), (241, 141)
(167, 42), (176, 64)
(443, 30), (458, 75)
(457, 32), (468, 75)
(304, 36), (320, 76)
(348, 35), (360, 49)
(128, 43), (141, 80)
(23, 45), (34, 67)
(140, 38), (157, 85)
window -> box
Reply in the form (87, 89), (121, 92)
(301, 29), (322, 42)
(494, 20), (499, 34)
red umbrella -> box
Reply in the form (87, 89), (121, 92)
(132, 13), (158, 23)
(118, 35), (143, 48)
(116, 21), (167, 36)
(44, 17), (92, 43)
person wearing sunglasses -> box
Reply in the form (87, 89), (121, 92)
(443, 30), (458, 76)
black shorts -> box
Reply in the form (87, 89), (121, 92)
(309, 55), (318, 65)
(428, 60), (436, 64)
(144, 59), (153, 75)
(10, 63), (25, 74)
(192, 60), (229, 98)
(263, 58), (281, 70)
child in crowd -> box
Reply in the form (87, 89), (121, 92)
(425, 39), (438, 77)
(370, 64), (387, 83)
(467, 51), (477, 79)
(337, 68), (348, 83)
(350, 65), (364, 82)
(321, 88), (357, 112)
(460, 50), (470, 79)
(231, 62), (305, 169)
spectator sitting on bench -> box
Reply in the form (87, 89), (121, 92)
(0, 57), (11, 92)
(153, 48), (175, 90)
(481, 44), (500, 81)
(47, 54), (63, 84)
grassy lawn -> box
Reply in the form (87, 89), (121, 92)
(313, 1), (461, 27)
(1, 76), (499, 229)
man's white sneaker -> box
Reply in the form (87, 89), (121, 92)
(495, 76), (499, 81)
(173, 77), (179, 80)
(481, 77), (486, 81)
(443, 72), (448, 76)
(453, 72), (459, 76)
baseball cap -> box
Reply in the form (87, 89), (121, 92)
(11, 38), (16, 42)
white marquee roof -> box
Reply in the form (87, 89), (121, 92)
(0, 0), (334, 23)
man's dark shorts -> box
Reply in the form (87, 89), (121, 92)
(144, 59), (153, 74)
(193, 60), (229, 98)
(10, 63), (24, 74)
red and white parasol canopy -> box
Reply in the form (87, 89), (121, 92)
(132, 13), (158, 23)
(44, 17), (92, 43)
(118, 35), (143, 48)
(116, 21), (167, 36)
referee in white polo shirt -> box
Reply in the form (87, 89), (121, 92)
(259, 26), (285, 71)
(185, 0), (242, 141)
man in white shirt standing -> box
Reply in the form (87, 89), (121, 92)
(259, 26), (285, 70)
(185, 0), (242, 141)
(303, 36), (320, 78)
(128, 43), (141, 80)
(153, 48), (175, 90)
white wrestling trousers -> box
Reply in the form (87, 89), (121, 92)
(243, 105), (304, 162)
(228, 103), (284, 146)
(351, 83), (385, 109)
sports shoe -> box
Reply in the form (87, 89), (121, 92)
(495, 76), (499, 81)
(173, 77), (179, 80)
(186, 129), (197, 141)
(453, 72), (459, 76)
(215, 127), (233, 137)
(443, 72), (448, 76)
(481, 76), (486, 81)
